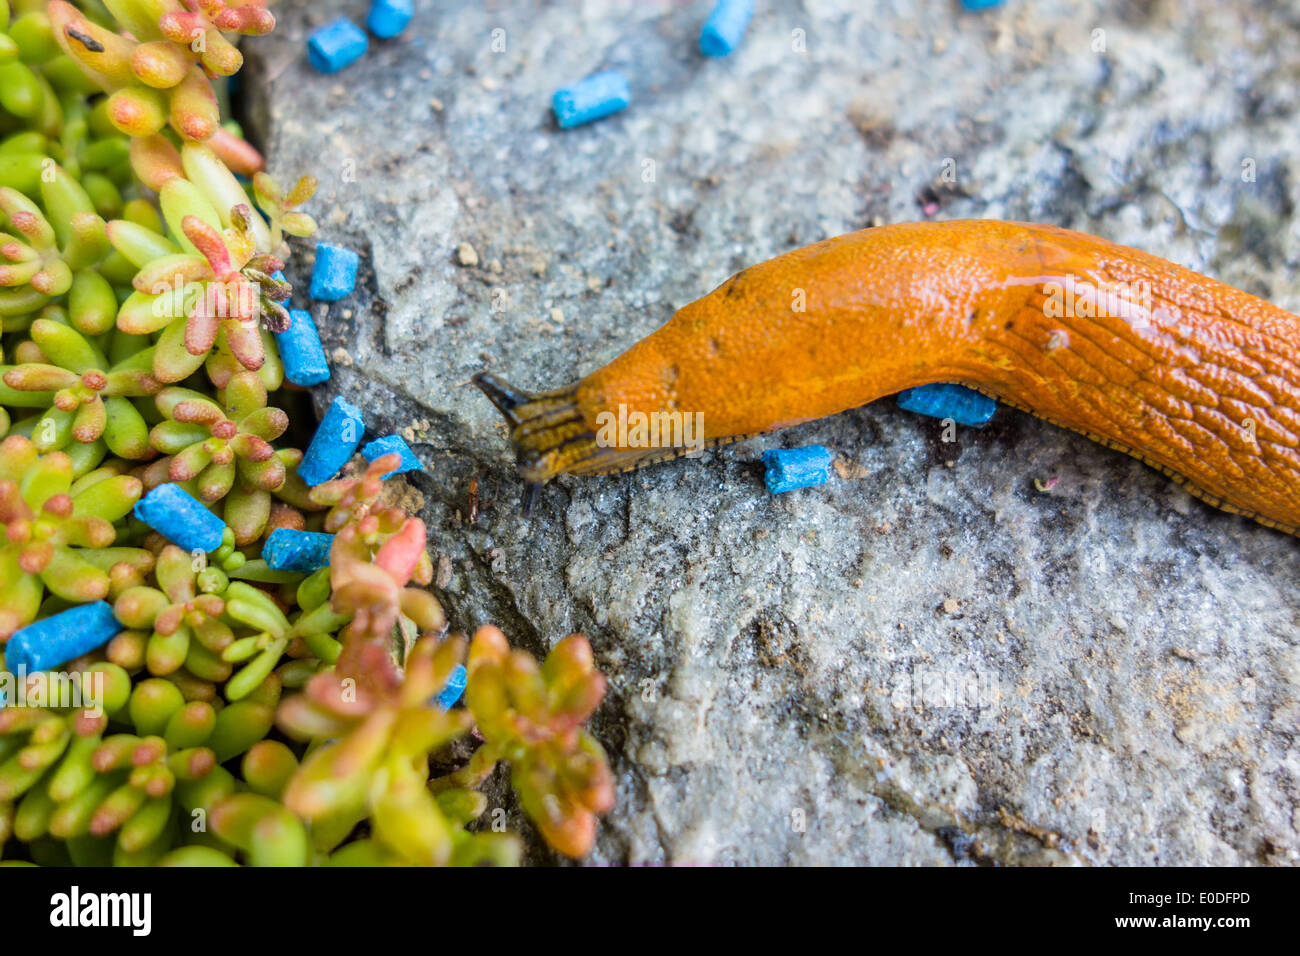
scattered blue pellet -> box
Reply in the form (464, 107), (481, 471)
(367, 0), (413, 38)
(552, 70), (631, 129)
(361, 434), (422, 477)
(432, 664), (467, 709)
(309, 243), (359, 302)
(896, 383), (998, 427)
(298, 395), (366, 486)
(263, 528), (335, 573)
(761, 445), (834, 494)
(961, 0), (1005, 9)
(4, 602), (120, 677)
(134, 483), (226, 553)
(307, 17), (369, 74)
(699, 0), (755, 57)
(275, 309), (331, 387)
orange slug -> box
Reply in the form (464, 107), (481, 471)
(474, 219), (1300, 534)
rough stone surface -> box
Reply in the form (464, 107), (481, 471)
(245, 1), (1300, 864)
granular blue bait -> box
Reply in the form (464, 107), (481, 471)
(309, 243), (359, 302)
(276, 309), (330, 387)
(761, 445), (834, 494)
(298, 395), (366, 486)
(433, 664), (467, 709)
(307, 18), (368, 74)
(361, 434), (422, 477)
(700, 0), (755, 57)
(5, 601), (121, 677)
(134, 483), (226, 553)
(263, 528), (335, 573)
(552, 71), (631, 129)
(961, 0), (1005, 9)
(367, 0), (413, 39)
(896, 383), (997, 427)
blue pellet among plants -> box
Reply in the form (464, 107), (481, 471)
(362, 434), (422, 476)
(298, 395), (366, 485)
(263, 528), (335, 572)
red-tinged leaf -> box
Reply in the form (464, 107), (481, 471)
(3, 364), (78, 392)
(208, 126), (264, 176)
(222, 317), (265, 371)
(182, 216), (232, 275)
(372, 518), (426, 586)
(185, 298), (220, 356)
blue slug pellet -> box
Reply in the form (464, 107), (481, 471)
(361, 434), (422, 477)
(307, 18), (369, 74)
(761, 445), (834, 494)
(263, 528), (335, 573)
(552, 71), (631, 129)
(134, 483), (227, 553)
(961, 0), (1005, 8)
(275, 309), (331, 387)
(309, 243), (360, 302)
(298, 395), (366, 486)
(432, 664), (467, 709)
(699, 0), (755, 57)
(896, 383), (998, 427)
(4, 602), (121, 677)
(367, 0), (413, 39)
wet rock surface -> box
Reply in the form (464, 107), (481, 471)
(245, 0), (1300, 864)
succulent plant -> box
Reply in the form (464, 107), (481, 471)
(0, 663), (279, 865)
(251, 170), (316, 255)
(0, 0), (615, 868)
(140, 369), (300, 544)
(0, 435), (146, 638)
(111, 542), (233, 679)
(278, 633), (519, 866)
(435, 627), (615, 858)
(3, 316), (157, 458)
(47, 0), (251, 147)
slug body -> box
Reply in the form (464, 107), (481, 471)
(475, 220), (1300, 534)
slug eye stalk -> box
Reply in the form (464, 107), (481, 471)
(472, 372), (584, 516)
(472, 372), (713, 514)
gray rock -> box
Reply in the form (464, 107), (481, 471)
(244, 0), (1300, 864)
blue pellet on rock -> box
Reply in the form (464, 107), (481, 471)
(552, 71), (631, 129)
(700, 0), (755, 57)
(309, 243), (360, 301)
(432, 664), (467, 709)
(307, 18), (369, 74)
(298, 395), (366, 486)
(263, 528), (335, 573)
(961, 0), (1005, 9)
(896, 383), (997, 427)
(367, 0), (413, 39)
(133, 483), (227, 553)
(761, 445), (834, 494)
(275, 309), (330, 387)
(4, 601), (121, 677)
(361, 434), (422, 477)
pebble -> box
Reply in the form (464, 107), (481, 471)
(456, 241), (479, 266)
